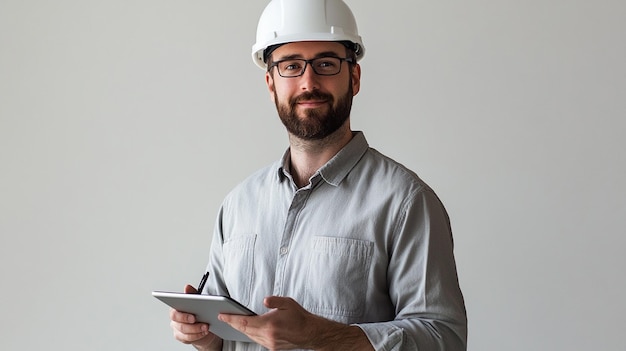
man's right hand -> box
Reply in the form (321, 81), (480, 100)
(169, 284), (223, 351)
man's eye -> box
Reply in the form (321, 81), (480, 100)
(282, 61), (303, 71)
(317, 60), (337, 68)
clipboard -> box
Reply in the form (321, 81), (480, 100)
(152, 291), (256, 342)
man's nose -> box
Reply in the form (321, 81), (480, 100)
(299, 63), (321, 91)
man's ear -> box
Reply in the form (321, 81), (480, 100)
(265, 71), (276, 103)
(351, 63), (361, 96)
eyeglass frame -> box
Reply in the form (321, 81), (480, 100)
(267, 56), (355, 78)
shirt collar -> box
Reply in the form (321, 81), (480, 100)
(276, 131), (369, 187)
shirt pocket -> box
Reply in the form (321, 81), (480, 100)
(303, 236), (374, 319)
(222, 234), (256, 306)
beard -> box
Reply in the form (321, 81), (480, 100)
(274, 85), (353, 140)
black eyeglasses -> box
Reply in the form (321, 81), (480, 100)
(268, 56), (354, 78)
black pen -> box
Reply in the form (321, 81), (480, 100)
(196, 272), (209, 294)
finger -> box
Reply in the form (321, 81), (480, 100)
(171, 319), (210, 335)
(219, 314), (252, 330)
(218, 313), (237, 325)
(184, 284), (198, 294)
(170, 308), (196, 324)
(263, 296), (292, 309)
(172, 322), (210, 344)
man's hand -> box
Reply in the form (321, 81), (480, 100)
(169, 285), (223, 351)
(218, 296), (373, 351)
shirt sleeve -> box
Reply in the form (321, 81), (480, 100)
(357, 187), (467, 351)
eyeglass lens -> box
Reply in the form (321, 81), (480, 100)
(277, 57), (343, 77)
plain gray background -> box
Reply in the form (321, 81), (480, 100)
(1, 0), (624, 350)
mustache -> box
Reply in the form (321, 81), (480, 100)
(292, 91), (334, 104)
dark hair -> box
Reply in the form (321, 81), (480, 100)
(263, 44), (283, 64)
(339, 41), (358, 66)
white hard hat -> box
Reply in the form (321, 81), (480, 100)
(252, 0), (365, 70)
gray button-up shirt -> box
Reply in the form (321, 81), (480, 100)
(205, 132), (467, 350)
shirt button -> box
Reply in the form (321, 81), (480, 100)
(280, 247), (288, 255)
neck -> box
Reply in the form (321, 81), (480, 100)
(288, 125), (353, 188)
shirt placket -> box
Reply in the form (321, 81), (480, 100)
(273, 175), (320, 296)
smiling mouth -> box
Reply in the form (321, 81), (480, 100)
(292, 91), (333, 109)
(297, 100), (328, 108)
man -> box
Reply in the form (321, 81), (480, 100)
(169, 0), (467, 350)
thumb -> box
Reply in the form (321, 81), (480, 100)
(184, 284), (198, 294)
(263, 296), (293, 309)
